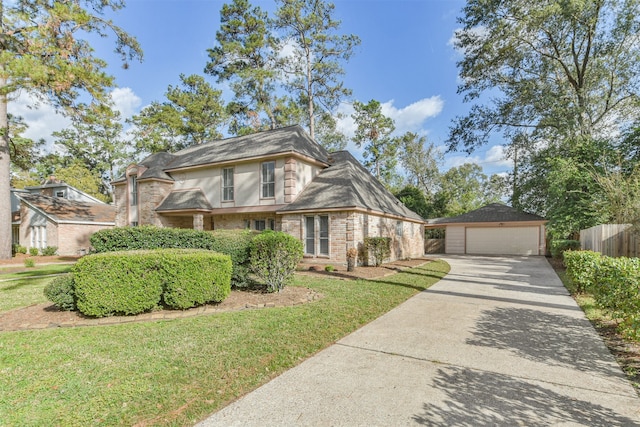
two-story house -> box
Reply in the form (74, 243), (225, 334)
(113, 126), (425, 264)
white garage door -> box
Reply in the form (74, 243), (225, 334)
(466, 227), (540, 255)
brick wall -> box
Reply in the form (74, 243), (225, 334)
(138, 180), (174, 226)
(114, 184), (127, 226)
(57, 223), (114, 255)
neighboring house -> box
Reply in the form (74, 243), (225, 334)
(10, 180), (115, 255)
(426, 203), (547, 256)
(113, 125), (426, 264)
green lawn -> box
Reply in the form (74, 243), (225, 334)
(0, 264), (74, 313)
(0, 260), (449, 426)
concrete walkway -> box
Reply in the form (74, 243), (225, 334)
(197, 255), (640, 426)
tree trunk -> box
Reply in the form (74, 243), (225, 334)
(0, 76), (12, 259)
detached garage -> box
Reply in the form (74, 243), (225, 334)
(427, 203), (547, 256)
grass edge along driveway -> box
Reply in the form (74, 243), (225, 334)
(0, 260), (449, 427)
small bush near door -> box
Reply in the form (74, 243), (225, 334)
(364, 237), (391, 267)
(250, 231), (303, 292)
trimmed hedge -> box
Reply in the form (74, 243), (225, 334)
(250, 231), (303, 292)
(89, 226), (256, 288)
(90, 226), (217, 253)
(210, 229), (258, 287)
(563, 250), (601, 293)
(161, 250), (232, 309)
(550, 240), (581, 259)
(72, 249), (232, 317)
(564, 250), (640, 338)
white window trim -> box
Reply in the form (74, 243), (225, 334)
(222, 167), (234, 202)
(261, 161), (275, 199)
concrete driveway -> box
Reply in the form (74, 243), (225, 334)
(197, 255), (640, 426)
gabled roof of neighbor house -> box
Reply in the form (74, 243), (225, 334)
(428, 203), (546, 225)
(279, 151), (424, 222)
(17, 193), (116, 225)
(156, 189), (213, 212)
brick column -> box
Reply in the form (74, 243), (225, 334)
(193, 214), (204, 231)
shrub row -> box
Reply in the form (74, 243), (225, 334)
(61, 249), (232, 317)
(90, 226), (217, 252)
(90, 226), (257, 288)
(564, 250), (640, 338)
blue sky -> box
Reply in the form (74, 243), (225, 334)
(13, 0), (513, 177)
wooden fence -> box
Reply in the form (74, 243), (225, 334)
(425, 239), (445, 254)
(580, 224), (640, 258)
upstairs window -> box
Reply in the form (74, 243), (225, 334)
(130, 176), (138, 206)
(222, 167), (234, 201)
(261, 161), (275, 198)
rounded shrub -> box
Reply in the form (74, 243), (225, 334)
(250, 230), (303, 292)
(43, 274), (76, 311)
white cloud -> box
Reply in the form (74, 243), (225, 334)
(335, 96), (444, 140)
(483, 145), (512, 168)
(443, 144), (512, 172)
(381, 96), (444, 133)
(110, 87), (141, 119)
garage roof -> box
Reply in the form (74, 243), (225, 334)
(428, 203), (545, 225)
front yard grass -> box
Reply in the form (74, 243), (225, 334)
(0, 264), (73, 313)
(0, 259), (449, 426)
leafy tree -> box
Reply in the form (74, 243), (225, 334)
(449, 0), (640, 153)
(7, 114), (44, 173)
(0, 0), (142, 259)
(206, 0), (281, 133)
(55, 161), (108, 203)
(398, 132), (442, 196)
(434, 163), (503, 217)
(52, 103), (131, 198)
(274, 0), (360, 140)
(518, 136), (615, 239)
(129, 74), (226, 154)
(594, 164), (640, 233)
(351, 99), (399, 186)
(394, 185), (432, 219)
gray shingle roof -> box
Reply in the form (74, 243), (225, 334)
(164, 125), (330, 171)
(279, 151), (424, 222)
(428, 203), (545, 225)
(156, 189), (212, 212)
